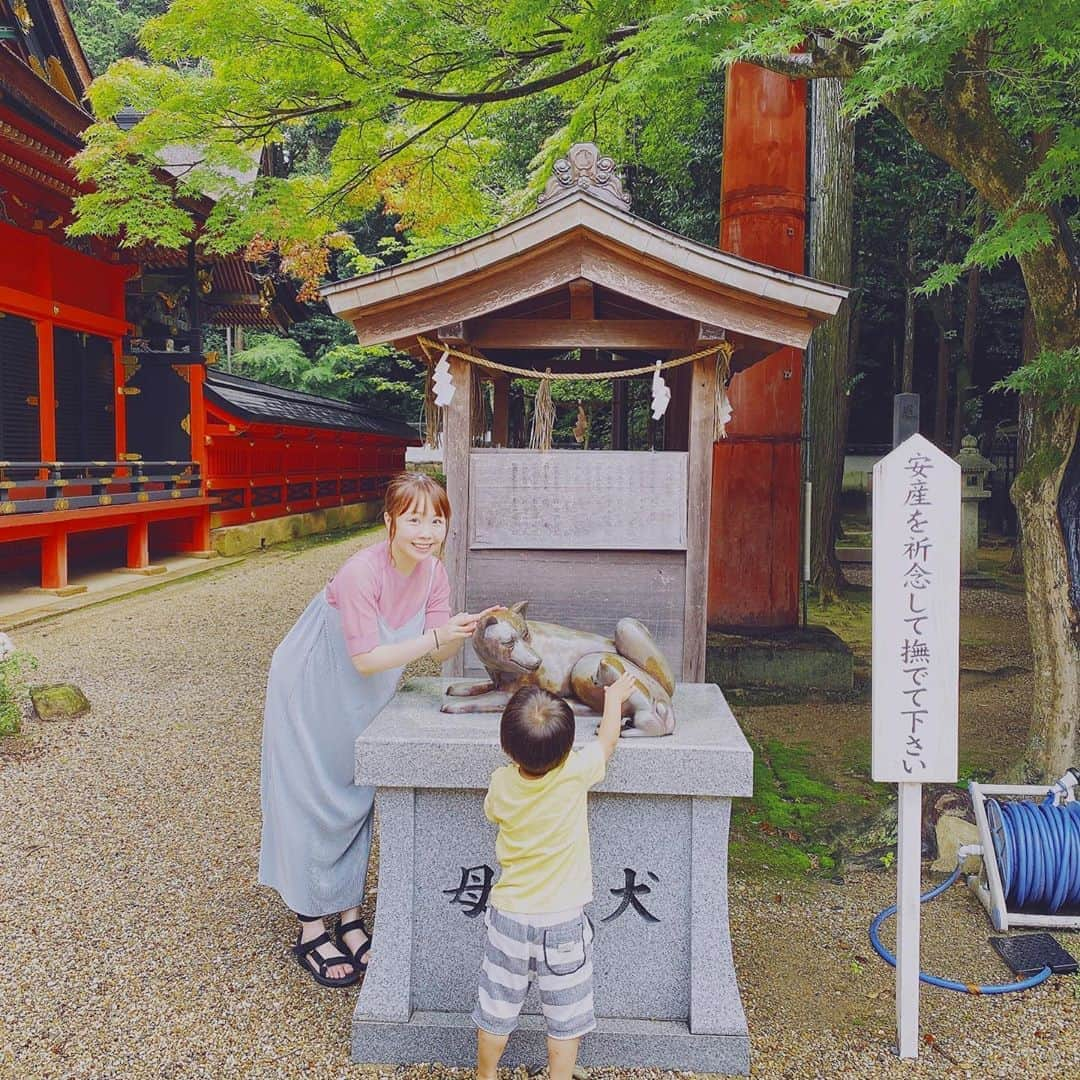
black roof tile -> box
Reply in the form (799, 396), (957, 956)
(204, 368), (419, 440)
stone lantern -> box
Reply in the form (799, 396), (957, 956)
(955, 434), (994, 579)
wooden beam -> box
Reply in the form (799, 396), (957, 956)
(469, 318), (695, 350)
(443, 355), (474, 676)
(684, 352), (717, 682)
(568, 279), (594, 320)
(0, 285), (130, 338)
(611, 361), (628, 451)
(665, 362), (691, 452)
(491, 375), (510, 447)
(437, 321), (467, 344)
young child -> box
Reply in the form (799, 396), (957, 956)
(473, 669), (638, 1080)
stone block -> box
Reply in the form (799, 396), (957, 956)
(706, 625), (853, 692)
(211, 500), (383, 556)
(353, 678), (752, 1072)
(30, 683), (90, 721)
(931, 815), (981, 875)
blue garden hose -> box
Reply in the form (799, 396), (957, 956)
(868, 787), (1080, 995)
(988, 796), (1080, 915)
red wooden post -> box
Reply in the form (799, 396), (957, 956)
(192, 507), (212, 552)
(41, 529), (67, 589)
(126, 518), (150, 569)
(709, 61), (807, 628)
(36, 318), (56, 462)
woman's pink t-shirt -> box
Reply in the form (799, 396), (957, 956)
(326, 540), (451, 656)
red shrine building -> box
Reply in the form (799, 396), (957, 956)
(0, 1), (416, 595)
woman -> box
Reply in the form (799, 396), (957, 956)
(259, 472), (485, 987)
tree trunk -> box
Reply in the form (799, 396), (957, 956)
(1005, 300), (1036, 572)
(807, 75), (855, 599)
(1012, 233), (1080, 780)
(1014, 400), (1080, 779)
(901, 226), (916, 394)
(934, 322), (950, 447)
(953, 202), (984, 453)
(926, 283), (957, 449)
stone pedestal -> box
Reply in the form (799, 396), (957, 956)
(352, 678), (753, 1074)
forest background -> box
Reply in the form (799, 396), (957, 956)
(65, 1), (1077, 779)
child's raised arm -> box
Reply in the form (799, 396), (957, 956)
(597, 670), (637, 761)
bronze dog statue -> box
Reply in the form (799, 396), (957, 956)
(441, 602), (677, 736)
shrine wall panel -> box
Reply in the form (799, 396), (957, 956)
(463, 548), (686, 677)
(469, 449), (688, 550)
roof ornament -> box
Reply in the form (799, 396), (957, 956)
(537, 143), (631, 210)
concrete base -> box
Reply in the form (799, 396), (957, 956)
(353, 680), (752, 1074)
(354, 1011), (750, 1074)
(706, 624), (853, 693)
(211, 500), (382, 557)
(111, 564), (168, 576)
(39, 584), (87, 598)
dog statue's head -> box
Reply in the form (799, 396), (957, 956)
(473, 601), (542, 678)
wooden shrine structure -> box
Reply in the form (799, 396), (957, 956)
(0, 1), (416, 592)
(324, 145), (847, 679)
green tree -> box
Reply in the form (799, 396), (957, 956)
(71, 2), (1079, 778)
(67, 1), (170, 74)
(231, 334), (423, 422)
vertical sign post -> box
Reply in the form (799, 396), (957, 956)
(872, 433), (960, 1059)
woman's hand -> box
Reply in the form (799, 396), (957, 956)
(438, 608), (496, 644)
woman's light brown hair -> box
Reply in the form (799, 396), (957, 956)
(383, 472), (451, 551)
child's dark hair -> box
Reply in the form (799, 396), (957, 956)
(500, 685), (575, 775)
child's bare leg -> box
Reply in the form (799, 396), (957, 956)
(546, 1035), (581, 1080)
(476, 1028), (510, 1080)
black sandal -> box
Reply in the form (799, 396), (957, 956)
(292, 924), (360, 988)
(336, 916), (372, 972)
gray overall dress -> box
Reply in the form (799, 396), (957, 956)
(258, 561), (435, 915)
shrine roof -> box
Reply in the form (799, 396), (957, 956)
(0, 1), (93, 138)
(322, 185), (848, 356)
(203, 368), (419, 440)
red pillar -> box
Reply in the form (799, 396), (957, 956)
(192, 509), (211, 552)
(36, 319), (56, 462)
(126, 518), (150, 569)
(708, 61), (806, 628)
(41, 530), (67, 589)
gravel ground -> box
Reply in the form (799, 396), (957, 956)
(1, 527), (1076, 1079)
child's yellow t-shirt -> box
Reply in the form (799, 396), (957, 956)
(484, 741), (606, 914)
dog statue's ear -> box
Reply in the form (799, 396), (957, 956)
(509, 600), (529, 619)
(477, 611), (499, 631)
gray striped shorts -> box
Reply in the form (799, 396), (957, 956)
(471, 905), (596, 1040)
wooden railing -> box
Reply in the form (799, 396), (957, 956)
(0, 460), (202, 515)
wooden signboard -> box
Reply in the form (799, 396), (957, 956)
(469, 449), (688, 551)
(871, 432), (960, 1061)
(872, 433), (960, 784)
